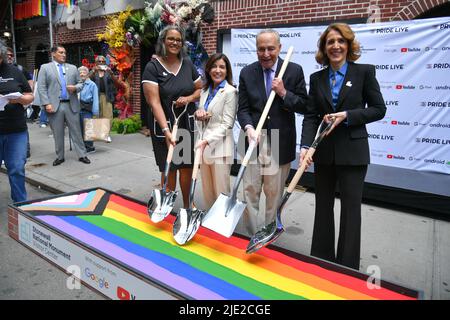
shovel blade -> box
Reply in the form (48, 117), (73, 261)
(246, 220), (284, 254)
(173, 208), (205, 245)
(148, 189), (178, 223)
(201, 193), (246, 238)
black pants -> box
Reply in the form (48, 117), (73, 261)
(311, 163), (367, 270)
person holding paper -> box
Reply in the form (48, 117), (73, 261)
(300, 23), (386, 270)
(6, 47), (33, 158)
(0, 40), (34, 202)
(6, 47), (33, 88)
(237, 29), (307, 236)
(37, 45), (90, 166)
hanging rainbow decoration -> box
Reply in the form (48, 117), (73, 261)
(14, 0), (81, 20)
(57, 0), (76, 9)
(14, 0), (47, 20)
(19, 189), (420, 300)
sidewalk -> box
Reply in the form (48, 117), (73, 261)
(12, 122), (450, 299)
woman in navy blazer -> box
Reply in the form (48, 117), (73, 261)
(300, 23), (386, 270)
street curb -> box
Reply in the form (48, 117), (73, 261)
(1, 167), (63, 196)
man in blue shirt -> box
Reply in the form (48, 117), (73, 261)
(78, 66), (99, 153)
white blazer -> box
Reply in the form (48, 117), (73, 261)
(198, 82), (237, 160)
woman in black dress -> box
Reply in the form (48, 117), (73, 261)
(142, 25), (202, 207)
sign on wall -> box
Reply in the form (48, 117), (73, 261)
(231, 17), (450, 174)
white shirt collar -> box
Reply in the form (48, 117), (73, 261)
(53, 61), (64, 67)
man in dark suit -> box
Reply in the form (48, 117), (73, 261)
(237, 29), (307, 236)
(300, 23), (386, 270)
(37, 45), (90, 166)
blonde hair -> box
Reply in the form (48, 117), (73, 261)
(95, 55), (106, 63)
(315, 23), (361, 66)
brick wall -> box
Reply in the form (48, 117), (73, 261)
(201, 0), (447, 54)
(16, 25), (50, 72)
(55, 16), (106, 45)
(8, 207), (19, 241)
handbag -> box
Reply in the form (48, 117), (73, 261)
(80, 100), (93, 112)
(84, 118), (111, 142)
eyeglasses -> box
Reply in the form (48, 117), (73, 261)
(166, 37), (183, 44)
(97, 60), (106, 64)
(6, 53), (14, 57)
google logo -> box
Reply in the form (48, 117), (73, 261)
(85, 268), (109, 289)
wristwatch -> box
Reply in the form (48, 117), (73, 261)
(162, 127), (170, 133)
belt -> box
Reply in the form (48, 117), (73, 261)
(60, 99), (70, 103)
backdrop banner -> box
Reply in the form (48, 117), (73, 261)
(231, 17), (450, 174)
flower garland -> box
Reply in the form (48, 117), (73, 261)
(126, 0), (214, 75)
(97, 6), (133, 49)
(97, 6), (136, 119)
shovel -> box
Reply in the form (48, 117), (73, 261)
(201, 46), (295, 238)
(173, 115), (211, 245)
(246, 118), (336, 254)
(147, 102), (188, 223)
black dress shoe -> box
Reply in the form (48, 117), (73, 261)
(79, 157), (91, 164)
(53, 158), (65, 166)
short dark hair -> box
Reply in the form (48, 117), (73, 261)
(203, 53), (233, 90)
(51, 45), (65, 53)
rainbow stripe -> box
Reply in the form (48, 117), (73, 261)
(21, 190), (418, 300)
(57, 0), (75, 9)
(41, 0), (47, 17)
(21, 189), (106, 212)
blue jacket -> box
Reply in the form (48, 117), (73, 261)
(80, 79), (99, 116)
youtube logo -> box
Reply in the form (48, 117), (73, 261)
(117, 286), (131, 300)
(401, 48), (408, 52)
(387, 155), (393, 159)
(396, 85), (403, 89)
(391, 120), (398, 125)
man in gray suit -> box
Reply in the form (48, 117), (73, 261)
(37, 45), (90, 166)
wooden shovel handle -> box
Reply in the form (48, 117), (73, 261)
(192, 147), (202, 181)
(241, 46), (295, 168)
(287, 147), (316, 194)
(254, 46), (294, 136)
(166, 124), (178, 164)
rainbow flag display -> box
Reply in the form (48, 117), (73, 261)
(14, 0), (47, 21)
(20, 189), (419, 300)
(57, 0), (76, 9)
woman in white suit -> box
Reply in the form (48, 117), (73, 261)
(195, 53), (237, 208)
